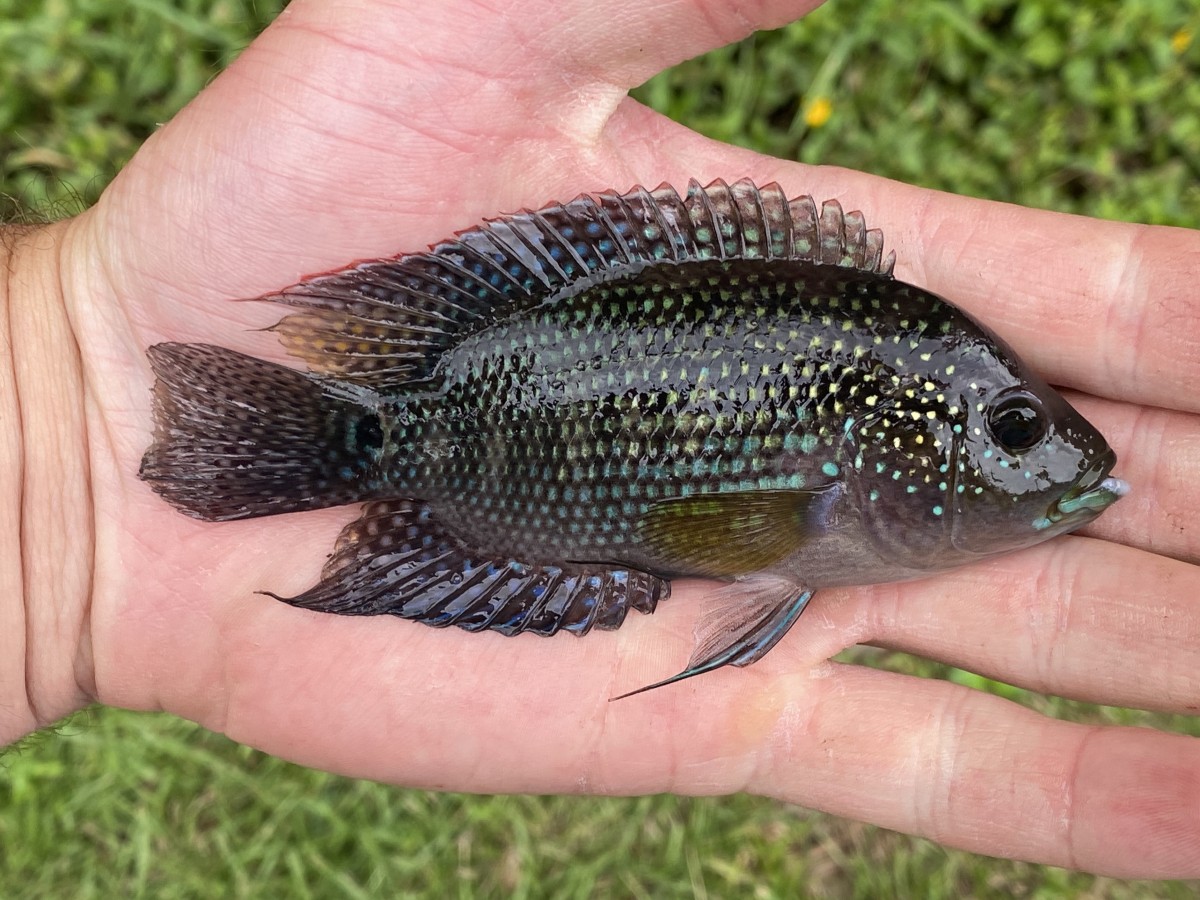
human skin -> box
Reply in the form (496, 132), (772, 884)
(3, 0), (1199, 878)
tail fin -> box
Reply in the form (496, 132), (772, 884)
(139, 342), (387, 522)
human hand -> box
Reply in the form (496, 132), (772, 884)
(5, 0), (1198, 877)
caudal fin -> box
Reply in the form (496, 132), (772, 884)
(139, 343), (386, 522)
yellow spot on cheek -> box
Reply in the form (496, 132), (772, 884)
(1172, 28), (1192, 54)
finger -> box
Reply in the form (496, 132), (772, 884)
(95, 0), (824, 311)
(910, 200), (1200, 416)
(599, 106), (1200, 413)
(737, 664), (1200, 879)
(289, 0), (827, 96)
(1064, 390), (1200, 566)
(814, 537), (1200, 716)
(106, 551), (1200, 878)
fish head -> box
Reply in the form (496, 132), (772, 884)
(946, 356), (1128, 556)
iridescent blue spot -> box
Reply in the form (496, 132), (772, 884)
(822, 461), (840, 477)
(869, 489), (880, 501)
(932, 505), (944, 516)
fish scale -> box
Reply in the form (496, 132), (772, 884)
(140, 178), (1127, 697)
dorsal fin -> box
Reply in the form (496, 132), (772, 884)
(261, 178), (896, 389)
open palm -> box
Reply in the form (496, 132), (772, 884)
(40, 0), (1200, 877)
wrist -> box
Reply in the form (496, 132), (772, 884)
(0, 221), (95, 747)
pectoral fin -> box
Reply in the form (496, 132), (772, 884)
(610, 575), (814, 700)
(638, 486), (838, 577)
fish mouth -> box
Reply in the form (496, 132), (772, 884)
(1040, 450), (1129, 530)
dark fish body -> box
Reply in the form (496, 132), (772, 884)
(141, 180), (1127, 695)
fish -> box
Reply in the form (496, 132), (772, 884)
(139, 178), (1129, 699)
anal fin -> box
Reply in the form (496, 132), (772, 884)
(266, 499), (668, 638)
(611, 575), (813, 701)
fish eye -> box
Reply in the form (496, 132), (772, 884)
(987, 393), (1048, 454)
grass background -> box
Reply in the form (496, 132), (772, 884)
(2, 0), (1199, 896)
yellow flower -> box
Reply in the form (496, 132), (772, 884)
(804, 97), (832, 128)
(1172, 27), (1193, 55)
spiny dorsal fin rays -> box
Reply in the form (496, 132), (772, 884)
(258, 179), (895, 390)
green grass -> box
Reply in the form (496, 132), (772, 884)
(5, 708), (1199, 899)
(2, 0), (1199, 896)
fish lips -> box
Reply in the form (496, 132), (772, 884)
(1038, 450), (1129, 531)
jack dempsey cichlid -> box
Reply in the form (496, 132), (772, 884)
(140, 179), (1128, 698)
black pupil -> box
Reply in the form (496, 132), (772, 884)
(989, 398), (1046, 452)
